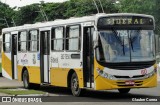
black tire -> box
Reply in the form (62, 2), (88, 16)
(118, 88), (130, 94)
(23, 70), (40, 89)
(71, 72), (83, 97)
(23, 70), (30, 89)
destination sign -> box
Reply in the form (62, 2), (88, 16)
(97, 16), (154, 29)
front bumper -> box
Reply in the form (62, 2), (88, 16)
(94, 73), (157, 90)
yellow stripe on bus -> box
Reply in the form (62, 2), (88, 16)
(17, 65), (41, 84)
(2, 52), (12, 79)
(17, 66), (84, 87)
(50, 68), (84, 88)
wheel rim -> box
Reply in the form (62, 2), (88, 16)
(72, 77), (79, 93)
(73, 78), (78, 91)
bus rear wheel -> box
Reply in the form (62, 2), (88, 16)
(118, 88), (130, 94)
(23, 70), (30, 89)
(23, 70), (40, 89)
(71, 72), (83, 97)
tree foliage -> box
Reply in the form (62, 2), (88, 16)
(14, 0), (118, 24)
(0, 0), (160, 35)
(0, 2), (15, 34)
(13, 4), (40, 25)
(119, 0), (160, 34)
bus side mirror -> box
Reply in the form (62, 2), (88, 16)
(93, 31), (98, 42)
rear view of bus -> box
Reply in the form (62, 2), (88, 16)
(94, 14), (157, 93)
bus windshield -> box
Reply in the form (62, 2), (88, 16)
(97, 30), (155, 63)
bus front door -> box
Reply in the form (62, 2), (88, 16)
(40, 31), (50, 83)
(83, 27), (94, 88)
(11, 34), (18, 79)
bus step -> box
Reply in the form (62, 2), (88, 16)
(87, 82), (94, 88)
(41, 83), (51, 86)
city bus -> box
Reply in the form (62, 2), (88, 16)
(1, 13), (157, 96)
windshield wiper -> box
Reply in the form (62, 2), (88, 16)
(130, 37), (134, 52)
(111, 28), (122, 44)
(122, 36), (125, 55)
(131, 30), (140, 43)
(130, 30), (141, 52)
(111, 28), (125, 55)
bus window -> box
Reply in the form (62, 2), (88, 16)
(28, 30), (39, 52)
(3, 33), (11, 52)
(18, 31), (27, 52)
(66, 25), (81, 51)
(51, 27), (64, 51)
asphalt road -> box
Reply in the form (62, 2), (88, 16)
(0, 77), (160, 104)
(38, 82), (160, 101)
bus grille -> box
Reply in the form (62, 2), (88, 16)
(114, 75), (145, 79)
(116, 81), (143, 87)
(108, 64), (152, 70)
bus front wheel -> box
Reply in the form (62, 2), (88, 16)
(71, 72), (83, 97)
(118, 88), (130, 94)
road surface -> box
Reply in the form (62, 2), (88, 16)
(0, 77), (160, 104)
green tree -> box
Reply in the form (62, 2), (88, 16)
(64, 0), (118, 17)
(14, 0), (118, 24)
(118, 0), (160, 34)
(14, 4), (39, 26)
(0, 1), (15, 34)
(154, 0), (160, 34)
(119, 0), (155, 14)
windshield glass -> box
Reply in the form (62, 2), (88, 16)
(97, 30), (155, 63)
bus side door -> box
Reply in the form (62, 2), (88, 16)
(11, 32), (18, 79)
(83, 26), (94, 88)
(39, 28), (51, 83)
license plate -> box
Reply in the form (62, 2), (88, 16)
(125, 80), (135, 85)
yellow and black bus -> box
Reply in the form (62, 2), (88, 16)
(1, 13), (157, 96)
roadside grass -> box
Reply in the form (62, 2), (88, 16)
(0, 63), (1, 73)
(0, 88), (45, 95)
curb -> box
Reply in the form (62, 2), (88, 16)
(13, 94), (44, 96)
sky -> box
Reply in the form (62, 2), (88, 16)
(1, 0), (68, 7)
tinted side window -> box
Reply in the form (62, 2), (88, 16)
(51, 27), (64, 51)
(18, 31), (27, 52)
(28, 30), (39, 52)
(3, 33), (11, 52)
(66, 25), (81, 51)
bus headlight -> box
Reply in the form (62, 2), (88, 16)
(144, 70), (155, 78)
(96, 68), (116, 80)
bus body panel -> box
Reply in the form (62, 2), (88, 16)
(50, 52), (84, 87)
(2, 52), (12, 80)
(27, 66), (41, 84)
(17, 52), (41, 84)
(17, 65), (41, 84)
(50, 68), (83, 88)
